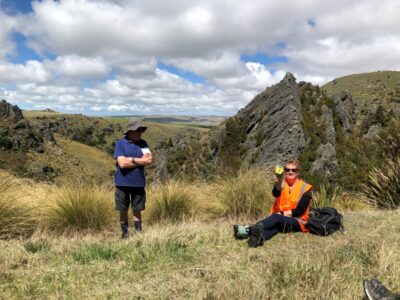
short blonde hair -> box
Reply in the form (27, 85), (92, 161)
(284, 159), (301, 172)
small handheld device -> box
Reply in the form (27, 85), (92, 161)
(275, 162), (284, 176)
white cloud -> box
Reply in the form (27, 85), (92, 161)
(0, 11), (17, 60)
(0, 0), (400, 115)
(0, 60), (49, 83)
(49, 55), (109, 79)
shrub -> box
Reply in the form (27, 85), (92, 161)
(364, 157), (400, 209)
(0, 175), (36, 239)
(43, 185), (114, 232)
(146, 181), (196, 224)
(213, 168), (273, 219)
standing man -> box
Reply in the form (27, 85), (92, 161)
(114, 119), (153, 238)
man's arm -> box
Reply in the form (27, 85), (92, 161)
(132, 153), (153, 166)
(117, 156), (138, 169)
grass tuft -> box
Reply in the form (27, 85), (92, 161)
(0, 173), (36, 239)
(312, 184), (340, 208)
(146, 180), (196, 224)
(42, 185), (114, 232)
(213, 169), (273, 219)
(24, 240), (51, 253)
(365, 157), (400, 209)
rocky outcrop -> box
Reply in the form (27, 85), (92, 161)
(310, 104), (338, 178)
(0, 99), (23, 121)
(0, 100), (51, 152)
(321, 105), (336, 145)
(334, 91), (355, 134)
(235, 72), (305, 167)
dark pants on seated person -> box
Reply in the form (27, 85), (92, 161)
(257, 213), (302, 240)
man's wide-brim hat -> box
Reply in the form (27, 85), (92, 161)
(124, 119), (147, 134)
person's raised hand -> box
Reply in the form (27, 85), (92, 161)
(275, 163), (284, 180)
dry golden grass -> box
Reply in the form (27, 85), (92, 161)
(0, 172), (36, 239)
(145, 180), (198, 224)
(39, 184), (115, 232)
(2, 167), (399, 298)
(211, 168), (274, 220)
(0, 210), (399, 299)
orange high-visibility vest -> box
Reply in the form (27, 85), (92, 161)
(270, 179), (313, 232)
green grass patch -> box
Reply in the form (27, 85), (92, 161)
(24, 240), (51, 254)
(72, 243), (121, 264)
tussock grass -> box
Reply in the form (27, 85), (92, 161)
(313, 184), (340, 208)
(333, 192), (371, 211)
(41, 185), (114, 232)
(0, 173), (36, 239)
(0, 211), (399, 299)
(212, 169), (274, 219)
(146, 180), (197, 224)
(365, 157), (400, 209)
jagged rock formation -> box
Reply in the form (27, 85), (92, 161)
(151, 71), (400, 190)
(310, 104), (338, 178)
(0, 99), (24, 122)
(214, 72), (305, 169)
(334, 91), (355, 134)
(0, 100), (52, 152)
(152, 73), (308, 180)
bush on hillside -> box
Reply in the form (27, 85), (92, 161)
(146, 181), (196, 224)
(364, 157), (400, 209)
(213, 169), (273, 219)
(43, 185), (114, 232)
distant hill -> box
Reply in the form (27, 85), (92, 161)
(322, 71), (400, 109)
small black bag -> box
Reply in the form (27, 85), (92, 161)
(306, 207), (344, 236)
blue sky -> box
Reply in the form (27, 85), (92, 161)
(0, 0), (399, 115)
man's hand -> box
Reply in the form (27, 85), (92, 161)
(117, 156), (137, 169)
(134, 153), (153, 165)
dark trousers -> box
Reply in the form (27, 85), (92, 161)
(257, 213), (302, 240)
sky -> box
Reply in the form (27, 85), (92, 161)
(0, 0), (400, 116)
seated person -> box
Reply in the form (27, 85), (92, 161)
(233, 159), (313, 247)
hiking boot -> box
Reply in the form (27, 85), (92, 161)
(248, 223), (264, 248)
(233, 225), (249, 240)
(363, 279), (399, 300)
(121, 232), (129, 239)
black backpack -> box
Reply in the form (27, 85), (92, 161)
(306, 207), (344, 236)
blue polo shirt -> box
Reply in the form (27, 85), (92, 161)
(113, 137), (149, 187)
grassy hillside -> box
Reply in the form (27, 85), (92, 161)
(322, 70), (400, 107)
(23, 111), (208, 150)
(1, 210), (399, 299)
(3, 112), (210, 183)
(1, 166), (399, 299)
(29, 134), (116, 185)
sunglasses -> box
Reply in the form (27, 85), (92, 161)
(284, 168), (298, 173)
